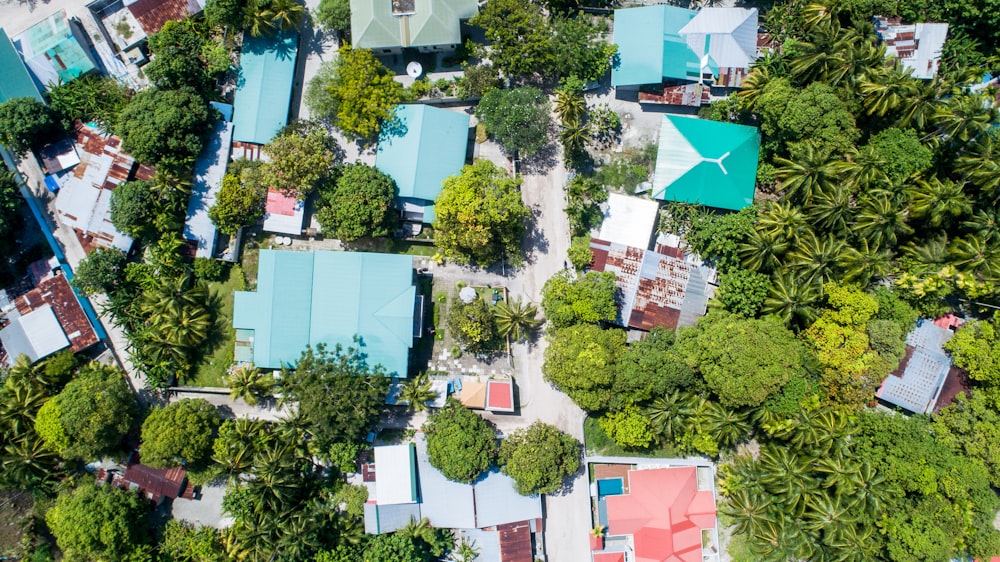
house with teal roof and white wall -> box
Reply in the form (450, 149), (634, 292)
(652, 114), (760, 211)
(13, 10), (98, 90)
(375, 104), (470, 224)
(232, 250), (419, 377)
(0, 28), (43, 104)
(232, 31), (298, 146)
(350, 0), (478, 54)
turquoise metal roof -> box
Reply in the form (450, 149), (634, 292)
(0, 29), (42, 103)
(376, 104), (470, 203)
(233, 250), (415, 376)
(612, 5), (700, 87)
(652, 115), (760, 211)
(232, 31), (298, 145)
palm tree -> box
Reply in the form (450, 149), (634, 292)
(858, 64), (917, 118)
(962, 208), (1000, 243)
(559, 123), (589, 160)
(699, 401), (751, 449)
(758, 444), (818, 518)
(553, 86), (585, 127)
(949, 235), (1000, 280)
(493, 297), (541, 342)
(758, 201), (808, 245)
(762, 272), (821, 328)
(789, 231), (845, 284)
(932, 91), (997, 144)
(399, 517), (438, 545)
(774, 144), (837, 205)
(643, 390), (698, 443)
(246, 0), (307, 37)
(808, 184), (853, 235)
(226, 364), (273, 406)
(399, 372), (438, 412)
(852, 190), (912, 248)
(897, 76), (947, 130)
(2, 435), (59, 489)
(721, 486), (774, 537)
(450, 537), (480, 562)
(907, 177), (972, 227)
(954, 133), (1000, 197)
(838, 239), (892, 286)
(739, 230), (788, 274)
(812, 454), (861, 490)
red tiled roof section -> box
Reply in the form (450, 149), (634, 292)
(497, 521), (533, 562)
(266, 188), (298, 216)
(128, 0), (200, 35)
(593, 553), (626, 562)
(13, 273), (98, 352)
(486, 380), (513, 411)
(123, 462), (187, 503)
(605, 467), (716, 562)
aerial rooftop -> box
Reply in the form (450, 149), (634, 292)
(351, 0), (478, 50)
(232, 31), (298, 145)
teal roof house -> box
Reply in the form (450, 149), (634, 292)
(351, 0), (478, 54)
(13, 10), (97, 89)
(233, 250), (417, 376)
(652, 115), (760, 211)
(612, 6), (758, 88)
(0, 29), (43, 103)
(376, 104), (470, 223)
(232, 32), (298, 145)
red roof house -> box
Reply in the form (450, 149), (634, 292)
(485, 379), (514, 412)
(593, 553), (626, 562)
(604, 467), (716, 562)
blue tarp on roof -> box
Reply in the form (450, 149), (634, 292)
(232, 32), (298, 145)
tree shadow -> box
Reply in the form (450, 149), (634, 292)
(518, 139), (560, 176)
(519, 206), (550, 266)
(550, 446), (587, 496)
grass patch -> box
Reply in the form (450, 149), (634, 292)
(583, 416), (677, 458)
(189, 265), (246, 387)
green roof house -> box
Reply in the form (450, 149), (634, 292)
(232, 32), (298, 145)
(13, 10), (97, 90)
(0, 28), (42, 103)
(233, 250), (418, 376)
(652, 115), (760, 211)
(612, 6), (758, 88)
(376, 104), (470, 223)
(351, 0), (478, 54)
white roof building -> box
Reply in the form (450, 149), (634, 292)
(184, 107), (234, 259)
(680, 7), (758, 75)
(373, 443), (418, 505)
(262, 188), (305, 235)
(874, 16), (948, 79)
(0, 305), (70, 364)
(598, 193), (661, 250)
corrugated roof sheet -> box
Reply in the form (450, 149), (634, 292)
(232, 250), (415, 375)
(128, 0), (201, 35)
(184, 110), (233, 258)
(874, 16), (948, 79)
(374, 443), (419, 504)
(14, 10), (96, 88)
(678, 7), (758, 71)
(652, 115), (759, 211)
(13, 272), (98, 354)
(0, 305), (69, 364)
(232, 32), (298, 145)
(351, 0), (477, 49)
(413, 434), (477, 528)
(497, 521), (534, 562)
(473, 469), (542, 528)
(376, 104), (470, 205)
(0, 28), (43, 103)
(877, 321), (953, 414)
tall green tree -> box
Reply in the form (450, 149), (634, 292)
(543, 323), (626, 412)
(261, 122), (341, 197)
(499, 422), (580, 495)
(476, 87), (551, 157)
(46, 483), (151, 562)
(0, 97), (62, 154)
(209, 168), (267, 235)
(447, 296), (500, 353)
(316, 0), (350, 34)
(424, 401), (498, 483)
(540, 270), (617, 330)
(433, 160), (529, 265)
(315, 162), (397, 241)
(116, 87), (211, 165)
(140, 398), (222, 469)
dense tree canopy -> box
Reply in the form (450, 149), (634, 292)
(279, 344), (391, 450)
(0, 97), (62, 154)
(543, 323), (626, 412)
(446, 296), (500, 353)
(424, 401), (498, 483)
(48, 75), (132, 129)
(35, 364), (135, 460)
(433, 160), (529, 265)
(499, 422), (580, 495)
(116, 88), (211, 165)
(540, 270), (618, 330)
(316, 0), (351, 33)
(305, 46), (406, 140)
(476, 87), (551, 158)
(261, 122), (341, 197)
(675, 311), (806, 408)
(109, 180), (158, 239)
(144, 19), (214, 93)
(315, 163), (397, 241)
(46, 483), (150, 562)
(140, 398), (221, 468)
(209, 167), (267, 235)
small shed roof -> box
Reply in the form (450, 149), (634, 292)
(364, 502), (422, 534)
(877, 321), (954, 414)
(376, 104), (470, 204)
(14, 10), (96, 88)
(485, 380), (514, 412)
(0, 28), (43, 103)
(374, 443), (418, 504)
(0, 305), (69, 365)
(184, 108), (233, 258)
(262, 189), (304, 235)
(652, 115), (759, 210)
(232, 32), (298, 145)
(351, 0), (478, 49)
(598, 193), (660, 250)
(459, 380), (487, 409)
